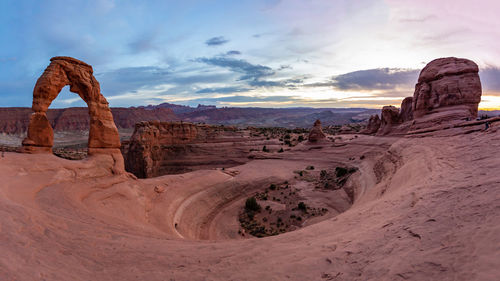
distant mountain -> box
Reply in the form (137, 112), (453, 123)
(141, 103), (216, 114)
(0, 104), (380, 135)
(177, 107), (379, 128)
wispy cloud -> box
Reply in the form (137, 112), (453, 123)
(205, 36), (229, 46)
(196, 56), (274, 80)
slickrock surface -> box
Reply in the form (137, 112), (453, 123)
(0, 127), (499, 280)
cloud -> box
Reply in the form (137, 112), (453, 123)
(205, 36), (229, 46)
(196, 86), (252, 94)
(226, 50), (241, 56)
(480, 67), (500, 92)
(196, 57), (275, 80)
(329, 68), (419, 91)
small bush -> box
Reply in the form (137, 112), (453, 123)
(262, 145), (269, 152)
(298, 202), (307, 211)
(269, 183), (277, 190)
(320, 170), (327, 178)
(335, 167), (349, 178)
(245, 197), (261, 212)
(306, 165), (315, 170)
(298, 135), (304, 142)
(278, 147), (284, 153)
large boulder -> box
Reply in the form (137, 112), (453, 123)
(308, 119), (326, 142)
(412, 57), (481, 127)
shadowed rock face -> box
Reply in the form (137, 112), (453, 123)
(308, 119), (326, 142)
(413, 57), (481, 121)
(399, 97), (413, 122)
(377, 106), (401, 135)
(362, 115), (381, 134)
(22, 57), (121, 153)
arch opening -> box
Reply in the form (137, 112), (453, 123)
(21, 56), (122, 159)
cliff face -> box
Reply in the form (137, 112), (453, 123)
(123, 121), (254, 178)
(0, 107), (177, 134)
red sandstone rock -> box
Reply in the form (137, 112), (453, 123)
(399, 97), (413, 122)
(124, 121), (250, 178)
(377, 106), (401, 135)
(361, 115), (381, 135)
(413, 57), (481, 122)
(22, 57), (121, 152)
(308, 120), (326, 142)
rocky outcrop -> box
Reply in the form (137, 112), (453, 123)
(308, 120), (326, 142)
(399, 97), (413, 122)
(21, 57), (124, 172)
(377, 106), (401, 135)
(123, 121), (257, 178)
(412, 57), (481, 127)
(22, 57), (121, 152)
(361, 115), (381, 134)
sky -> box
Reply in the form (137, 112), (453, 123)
(1, 0), (500, 109)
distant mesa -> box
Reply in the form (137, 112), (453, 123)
(21, 56), (125, 173)
(307, 119), (326, 142)
(362, 57), (482, 135)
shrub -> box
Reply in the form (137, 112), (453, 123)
(284, 134), (291, 139)
(278, 147), (284, 153)
(245, 197), (261, 212)
(335, 167), (349, 178)
(262, 145), (269, 152)
(298, 202), (307, 211)
(269, 183), (277, 190)
(298, 135), (304, 142)
(320, 170), (327, 178)
(306, 165), (314, 170)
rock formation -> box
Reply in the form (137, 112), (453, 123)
(399, 97), (414, 122)
(377, 106), (401, 135)
(21, 57), (124, 173)
(361, 115), (381, 134)
(412, 57), (481, 127)
(308, 119), (326, 142)
(123, 121), (258, 178)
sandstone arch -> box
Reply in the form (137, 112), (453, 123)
(22, 57), (121, 157)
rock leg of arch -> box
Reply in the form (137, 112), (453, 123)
(22, 56), (124, 173)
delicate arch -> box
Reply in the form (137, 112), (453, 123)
(22, 56), (121, 153)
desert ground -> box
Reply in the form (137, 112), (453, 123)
(1, 123), (499, 280)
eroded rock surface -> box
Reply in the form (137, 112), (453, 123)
(361, 115), (381, 134)
(377, 106), (401, 135)
(412, 57), (481, 126)
(123, 121), (264, 178)
(399, 96), (414, 122)
(22, 57), (121, 153)
(308, 119), (326, 142)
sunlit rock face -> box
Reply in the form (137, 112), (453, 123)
(412, 57), (481, 127)
(22, 56), (121, 153)
(21, 56), (124, 174)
